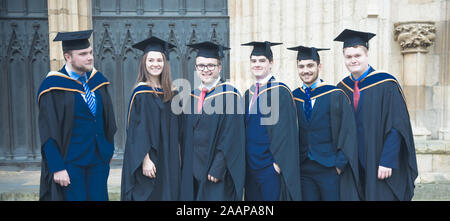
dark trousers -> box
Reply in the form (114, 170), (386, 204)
(63, 160), (110, 201)
(245, 165), (281, 201)
(301, 158), (340, 201)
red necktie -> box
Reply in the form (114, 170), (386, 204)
(197, 87), (208, 113)
(353, 81), (360, 111)
(250, 83), (260, 111)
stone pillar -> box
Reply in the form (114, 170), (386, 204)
(394, 21), (436, 140)
(439, 9), (450, 140)
(48, 0), (92, 71)
(229, 0), (398, 93)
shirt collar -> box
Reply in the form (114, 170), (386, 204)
(302, 78), (322, 90)
(200, 76), (221, 91)
(65, 65), (86, 81)
(256, 73), (273, 85)
(350, 65), (371, 81)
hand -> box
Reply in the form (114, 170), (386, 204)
(142, 154), (156, 178)
(273, 163), (281, 174)
(53, 170), (70, 187)
(336, 167), (342, 175)
(377, 165), (392, 180)
(208, 174), (220, 183)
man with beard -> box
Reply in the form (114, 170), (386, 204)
(37, 30), (117, 200)
(334, 29), (418, 200)
(288, 45), (361, 200)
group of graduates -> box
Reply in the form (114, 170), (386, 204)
(37, 28), (418, 201)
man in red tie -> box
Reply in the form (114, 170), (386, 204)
(179, 42), (245, 201)
(335, 29), (418, 201)
(241, 41), (301, 201)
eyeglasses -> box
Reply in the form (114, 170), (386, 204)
(196, 64), (219, 71)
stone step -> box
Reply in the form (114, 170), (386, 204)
(0, 192), (121, 201)
(2, 184), (449, 201)
(1, 163), (449, 201)
(413, 183), (450, 201)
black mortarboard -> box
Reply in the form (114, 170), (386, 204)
(241, 41), (282, 60)
(333, 29), (376, 49)
(132, 36), (176, 60)
(53, 30), (93, 51)
(186, 41), (230, 59)
(287, 46), (330, 62)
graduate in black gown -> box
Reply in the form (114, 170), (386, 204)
(334, 29), (418, 200)
(37, 30), (117, 200)
(179, 42), (245, 201)
(287, 45), (361, 201)
(241, 41), (301, 201)
(121, 37), (181, 201)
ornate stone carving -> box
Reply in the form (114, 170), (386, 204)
(394, 22), (436, 53)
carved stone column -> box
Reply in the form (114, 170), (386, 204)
(394, 21), (436, 140)
(439, 14), (450, 140)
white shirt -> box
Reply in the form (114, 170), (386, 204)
(256, 74), (274, 85)
(199, 77), (221, 91)
(301, 78), (322, 108)
(249, 74), (274, 110)
(65, 65), (95, 102)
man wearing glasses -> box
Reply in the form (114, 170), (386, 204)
(179, 41), (245, 201)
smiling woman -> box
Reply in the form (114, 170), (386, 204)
(144, 51), (164, 91)
(136, 46), (175, 103)
(121, 36), (181, 201)
(146, 51), (164, 77)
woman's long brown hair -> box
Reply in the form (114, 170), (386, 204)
(135, 52), (174, 102)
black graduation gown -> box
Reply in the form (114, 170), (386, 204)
(179, 81), (246, 201)
(293, 85), (362, 200)
(121, 85), (181, 201)
(337, 68), (418, 201)
(37, 67), (117, 201)
(244, 78), (302, 201)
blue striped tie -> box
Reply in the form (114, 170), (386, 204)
(304, 87), (312, 121)
(79, 75), (97, 115)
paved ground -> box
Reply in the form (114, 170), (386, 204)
(0, 163), (449, 201)
(0, 163), (122, 201)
